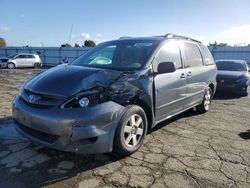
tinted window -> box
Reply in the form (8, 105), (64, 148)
(199, 45), (215, 65)
(27, 55), (35, 58)
(17, 55), (26, 59)
(154, 42), (182, 70)
(216, 61), (247, 71)
(182, 43), (203, 67)
(73, 40), (159, 70)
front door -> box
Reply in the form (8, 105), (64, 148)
(154, 41), (187, 122)
(15, 55), (27, 67)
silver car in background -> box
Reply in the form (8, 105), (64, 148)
(4, 53), (42, 69)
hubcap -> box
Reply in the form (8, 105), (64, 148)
(123, 114), (144, 148)
(204, 90), (211, 111)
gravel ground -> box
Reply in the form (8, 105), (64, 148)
(0, 68), (250, 188)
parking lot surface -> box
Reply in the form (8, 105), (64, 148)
(0, 68), (250, 188)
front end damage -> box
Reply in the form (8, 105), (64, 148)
(12, 65), (154, 154)
(13, 96), (126, 154)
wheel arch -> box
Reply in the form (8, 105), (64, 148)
(128, 98), (154, 131)
(208, 82), (215, 96)
(7, 60), (17, 67)
(8, 60), (16, 65)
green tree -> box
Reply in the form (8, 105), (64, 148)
(209, 41), (228, 47)
(74, 43), (80, 47)
(209, 41), (218, 47)
(61, 43), (72, 47)
(84, 40), (96, 47)
(0, 37), (6, 47)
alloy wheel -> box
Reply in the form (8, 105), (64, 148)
(204, 90), (211, 111)
(123, 114), (144, 148)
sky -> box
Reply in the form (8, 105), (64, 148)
(1, 0), (250, 47)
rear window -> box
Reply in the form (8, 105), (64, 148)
(216, 61), (247, 71)
(199, 45), (215, 65)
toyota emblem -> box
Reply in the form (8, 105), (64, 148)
(28, 95), (40, 102)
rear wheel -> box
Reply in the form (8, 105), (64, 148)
(114, 105), (148, 156)
(34, 63), (40, 68)
(196, 88), (212, 113)
(7, 63), (15, 69)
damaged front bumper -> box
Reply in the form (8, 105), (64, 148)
(12, 96), (126, 154)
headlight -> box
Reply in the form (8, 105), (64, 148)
(60, 90), (106, 108)
(236, 78), (249, 83)
(79, 97), (89, 107)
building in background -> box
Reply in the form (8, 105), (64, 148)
(209, 46), (250, 67)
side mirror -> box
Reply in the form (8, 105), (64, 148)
(157, 62), (176, 74)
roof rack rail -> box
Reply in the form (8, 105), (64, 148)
(119, 36), (132, 40)
(164, 33), (201, 43)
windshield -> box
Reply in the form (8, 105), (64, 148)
(72, 40), (159, 70)
(216, 61), (247, 71)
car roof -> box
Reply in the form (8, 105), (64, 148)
(106, 36), (166, 44)
(110, 34), (202, 44)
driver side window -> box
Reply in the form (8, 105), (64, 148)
(17, 55), (26, 59)
(153, 42), (182, 72)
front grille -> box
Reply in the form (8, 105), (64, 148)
(21, 89), (65, 108)
(21, 98), (52, 109)
(24, 89), (62, 100)
(16, 121), (59, 143)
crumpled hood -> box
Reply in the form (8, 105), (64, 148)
(217, 70), (247, 79)
(25, 65), (122, 97)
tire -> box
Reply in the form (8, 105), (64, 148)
(113, 105), (148, 156)
(34, 63), (40, 68)
(196, 88), (212, 113)
(7, 63), (15, 69)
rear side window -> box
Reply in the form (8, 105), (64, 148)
(27, 55), (35, 58)
(199, 45), (215, 65)
(153, 41), (182, 71)
(182, 42), (203, 67)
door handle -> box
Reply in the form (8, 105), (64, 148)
(187, 71), (192, 77)
(180, 73), (185, 78)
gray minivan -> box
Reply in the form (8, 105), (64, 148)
(13, 34), (217, 155)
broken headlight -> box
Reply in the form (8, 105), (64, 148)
(60, 90), (106, 108)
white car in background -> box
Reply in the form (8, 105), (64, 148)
(2, 53), (42, 69)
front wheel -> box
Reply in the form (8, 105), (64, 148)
(7, 63), (15, 69)
(113, 105), (148, 156)
(196, 88), (212, 113)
